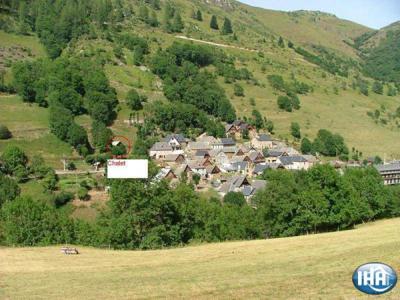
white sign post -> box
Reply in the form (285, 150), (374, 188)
(107, 159), (148, 179)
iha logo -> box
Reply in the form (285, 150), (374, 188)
(353, 263), (397, 295)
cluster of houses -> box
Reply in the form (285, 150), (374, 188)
(376, 161), (400, 186)
(149, 121), (318, 200)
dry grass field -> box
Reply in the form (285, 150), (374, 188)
(0, 218), (399, 299)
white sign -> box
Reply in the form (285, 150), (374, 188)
(107, 159), (148, 179)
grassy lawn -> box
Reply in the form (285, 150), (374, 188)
(0, 218), (399, 299)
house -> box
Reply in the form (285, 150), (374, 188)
(187, 160), (207, 176)
(231, 161), (249, 174)
(212, 150), (230, 165)
(164, 154), (186, 164)
(248, 151), (265, 164)
(253, 163), (284, 175)
(162, 134), (187, 150)
(187, 142), (211, 152)
(279, 156), (310, 170)
(243, 179), (267, 200)
(225, 120), (256, 139)
(149, 142), (182, 159)
(196, 134), (218, 145)
(222, 146), (237, 158)
(251, 134), (274, 150)
(220, 138), (236, 147)
(265, 150), (288, 163)
(376, 162), (400, 185)
(195, 150), (210, 159)
(219, 175), (251, 196)
(154, 167), (177, 181)
(205, 165), (221, 179)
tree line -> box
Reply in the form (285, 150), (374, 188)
(0, 164), (399, 247)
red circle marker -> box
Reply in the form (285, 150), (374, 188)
(105, 135), (132, 159)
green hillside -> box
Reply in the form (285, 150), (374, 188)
(0, 218), (399, 299)
(0, 0), (399, 161)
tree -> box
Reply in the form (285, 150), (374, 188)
(196, 9), (203, 21)
(192, 173), (201, 185)
(224, 192), (246, 206)
(278, 36), (285, 48)
(67, 123), (90, 150)
(221, 17), (233, 35)
(277, 96), (292, 112)
(1, 146), (27, 175)
(288, 41), (294, 48)
(210, 15), (219, 30)
(126, 89), (146, 111)
(0, 175), (20, 208)
(290, 122), (301, 139)
(0, 125), (11, 140)
(92, 121), (113, 152)
(172, 11), (184, 32)
(1, 197), (73, 246)
(234, 83), (244, 97)
(301, 137), (313, 154)
(252, 109), (264, 130)
(372, 81), (383, 95)
(18, 1), (31, 35)
(30, 155), (50, 179)
(49, 105), (73, 141)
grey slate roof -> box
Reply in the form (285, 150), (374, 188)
(279, 156), (308, 165)
(150, 142), (173, 151)
(257, 134), (273, 142)
(195, 150), (209, 157)
(232, 161), (248, 172)
(220, 138), (236, 146)
(376, 162), (400, 173)
(162, 134), (186, 143)
(267, 150), (286, 157)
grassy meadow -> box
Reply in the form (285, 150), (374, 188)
(0, 218), (399, 299)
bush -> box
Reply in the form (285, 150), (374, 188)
(224, 192), (246, 206)
(77, 187), (89, 201)
(0, 125), (11, 139)
(234, 83), (244, 97)
(53, 192), (74, 208)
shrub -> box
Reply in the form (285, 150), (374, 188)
(53, 192), (74, 208)
(77, 187), (89, 201)
(234, 83), (244, 97)
(0, 125), (12, 139)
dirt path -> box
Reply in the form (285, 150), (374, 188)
(175, 35), (258, 52)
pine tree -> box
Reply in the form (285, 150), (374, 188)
(196, 9), (203, 21)
(221, 17), (233, 35)
(278, 36), (285, 48)
(210, 15), (218, 30)
(172, 12), (184, 32)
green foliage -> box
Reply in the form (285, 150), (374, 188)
(312, 129), (348, 157)
(78, 187), (89, 201)
(0, 124), (12, 140)
(301, 137), (313, 154)
(1, 145), (27, 175)
(192, 173), (201, 185)
(233, 83), (244, 96)
(224, 192), (245, 207)
(290, 122), (301, 139)
(1, 196), (74, 246)
(295, 46), (355, 77)
(278, 36), (285, 48)
(277, 94), (300, 112)
(126, 88), (146, 111)
(210, 15), (219, 30)
(0, 175), (20, 208)
(53, 192), (74, 208)
(254, 165), (394, 237)
(221, 17), (233, 35)
(372, 81), (383, 95)
(364, 30), (400, 82)
(149, 43), (236, 122)
(92, 121), (113, 152)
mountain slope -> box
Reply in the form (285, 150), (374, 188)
(0, 0), (399, 160)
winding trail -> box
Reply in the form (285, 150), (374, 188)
(175, 35), (258, 52)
